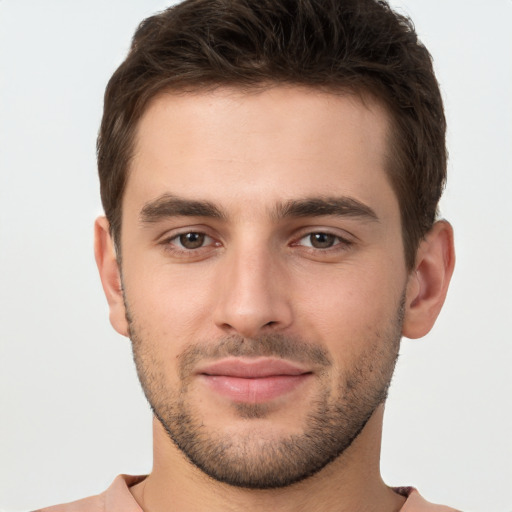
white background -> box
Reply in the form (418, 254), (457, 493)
(0, 1), (511, 510)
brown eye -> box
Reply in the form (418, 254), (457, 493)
(308, 233), (336, 249)
(178, 232), (206, 249)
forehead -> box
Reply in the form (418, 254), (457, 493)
(126, 86), (397, 221)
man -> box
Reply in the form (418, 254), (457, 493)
(38, 0), (457, 510)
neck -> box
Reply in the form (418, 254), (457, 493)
(130, 406), (405, 512)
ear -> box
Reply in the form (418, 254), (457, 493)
(94, 216), (129, 337)
(402, 220), (455, 339)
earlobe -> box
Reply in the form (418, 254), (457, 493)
(94, 216), (129, 337)
(402, 220), (455, 339)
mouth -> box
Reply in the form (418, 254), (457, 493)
(196, 358), (313, 403)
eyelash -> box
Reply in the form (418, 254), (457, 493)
(160, 229), (353, 258)
(160, 231), (219, 257)
(293, 232), (353, 252)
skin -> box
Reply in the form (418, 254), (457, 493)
(95, 86), (455, 512)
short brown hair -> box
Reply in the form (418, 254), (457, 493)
(97, 0), (446, 269)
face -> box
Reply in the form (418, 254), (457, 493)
(117, 87), (409, 488)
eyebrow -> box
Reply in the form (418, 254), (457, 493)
(274, 196), (379, 222)
(139, 193), (378, 224)
(140, 194), (226, 223)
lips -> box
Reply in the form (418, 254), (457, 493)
(196, 358), (312, 403)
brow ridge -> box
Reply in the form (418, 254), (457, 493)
(139, 194), (226, 223)
(139, 194), (378, 224)
(274, 196), (379, 222)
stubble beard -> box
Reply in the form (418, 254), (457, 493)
(127, 297), (404, 490)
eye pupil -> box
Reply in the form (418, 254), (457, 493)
(310, 233), (335, 248)
(179, 232), (205, 249)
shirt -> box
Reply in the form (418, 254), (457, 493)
(35, 474), (461, 511)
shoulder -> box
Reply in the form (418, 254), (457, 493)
(396, 487), (462, 512)
(34, 494), (104, 512)
(33, 475), (145, 512)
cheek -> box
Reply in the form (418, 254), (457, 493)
(294, 260), (404, 345)
(123, 256), (217, 343)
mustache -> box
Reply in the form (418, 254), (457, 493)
(177, 334), (332, 380)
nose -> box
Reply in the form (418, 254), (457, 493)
(212, 245), (293, 338)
